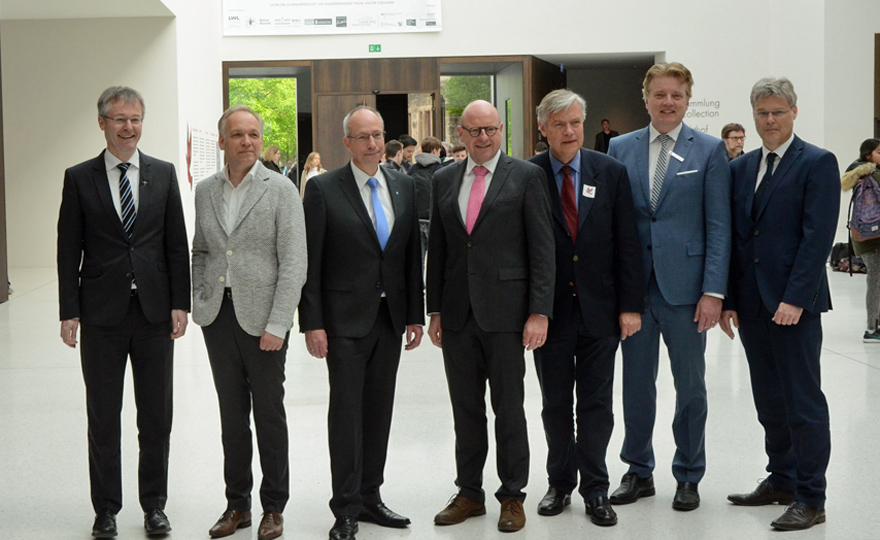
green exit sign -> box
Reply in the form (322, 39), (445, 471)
(369, 44), (381, 53)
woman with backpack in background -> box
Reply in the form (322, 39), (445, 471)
(842, 138), (880, 342)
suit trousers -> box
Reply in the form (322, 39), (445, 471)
(202, 294), (289, 513)
(619, 273), (707, 483)
(442, 310), (529, 503)
(80, 294), (173, 514)
(738, 308), (830, 508)
(327, 299), (402, 518)
(533, 301), (617, 501)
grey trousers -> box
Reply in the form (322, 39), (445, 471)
(862, 249), (880, 331)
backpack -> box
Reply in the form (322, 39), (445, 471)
(848, 174), (880, 242)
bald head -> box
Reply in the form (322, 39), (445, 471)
(458, 100), (503, 165)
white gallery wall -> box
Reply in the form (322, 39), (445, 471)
(1, 0), (879, 267)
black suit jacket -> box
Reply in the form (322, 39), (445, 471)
(299, 163), (425, 338)
(57, 151), (190, 325)
(726, 136), (839, 317)
(594, 130), (619, 153)
(529, 149), (643, 339)
(426, 153), (555, 332)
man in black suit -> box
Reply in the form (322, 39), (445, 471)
(299, 105), (425, 540)
(593, 119), (619, 154)
(57, 86), (190, 538)
(427, 100), (555, 533)
(528, 89), (643, 527)
(721, 77), (838, 531)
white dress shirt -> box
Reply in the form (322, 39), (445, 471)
(458, 150), (503, 223)
(351, 162), (396, 233)
(648, 123), (683, 196)
(221, 161), (258, 288)
(756, 134), (794, 191)
(104, 149), (140, 219)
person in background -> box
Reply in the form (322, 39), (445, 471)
(260, 145), (283, 174)
(451, 144), (468, 162)
(383, 140), (404, 172)
(399, 134), (418, 172)
(300, 151), (327, 198)
(841, 138), (880, 342)
(408, 136), (444, 270)
(721, 123), (746, 161)
(593, 119), (619, 154)
(535, 141), (548, 155)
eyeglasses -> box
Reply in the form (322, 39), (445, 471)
(103, 116), (143, 126)
(347, 131), (386, 143)
(462, 126), (500, 138)
(726, 136), (745, 142)
(754, 110), (790, 120)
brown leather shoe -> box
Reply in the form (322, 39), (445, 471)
(257, 511), (283, 540)
(498, 499), (526, 532)
(434, 494), (486, 525)
(209, 509), (252, 538)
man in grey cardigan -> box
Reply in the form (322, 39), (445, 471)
(192, 105), (307, 540)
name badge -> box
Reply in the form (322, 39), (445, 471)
(583, 185), (596, 198)
(670, 151), (685, 162)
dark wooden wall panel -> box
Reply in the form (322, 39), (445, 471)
(314, 94), (375, 171)
(314, 58), (438, 94)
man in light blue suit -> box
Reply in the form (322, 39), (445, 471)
(607, 62), (731, 511)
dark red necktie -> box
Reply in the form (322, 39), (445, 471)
(561, 165), (578, 243)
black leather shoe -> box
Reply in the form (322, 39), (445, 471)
(358, 503), (410, 528)
(330, 516), (359, 540)
(728, 479), (795, 506)
(537, 487), (571, 516)
(610, 473), (655, 504)
(144, 509), (172, 536)
(92, 509), (117, 538)
(585, 496), (617, 526)
(672, 481), (700, 511)
(771, 502), (826, 531)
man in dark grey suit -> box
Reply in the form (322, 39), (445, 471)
(427, 100), (555, 533)
(192, 105), (307, 540)
(299, 106), (424, 540)
(57, 86), (190, 538)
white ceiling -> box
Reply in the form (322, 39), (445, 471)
(0, 0), (172, 20)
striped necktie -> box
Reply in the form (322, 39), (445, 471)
(117, 162), (136, 238)
(651, 134), (670, 211)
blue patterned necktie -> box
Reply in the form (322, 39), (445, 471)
(752, 152), (777, 221)
(367, 177), (390, 249)
(651, 134), (670, 211)
(117, 162), (136, 238)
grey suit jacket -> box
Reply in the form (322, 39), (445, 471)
(192, 161), (307, 337)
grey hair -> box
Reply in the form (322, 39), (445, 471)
(218, 105), (264, 137)
(750, 77), (798, 109)
(536, 89), (586, 126)
(98, 86), (145, 118)
(342, 105), (384, 136)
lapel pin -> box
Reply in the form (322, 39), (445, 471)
(582, 185), (596, 198)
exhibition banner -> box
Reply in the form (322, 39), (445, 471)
(223, 0), (442, 36)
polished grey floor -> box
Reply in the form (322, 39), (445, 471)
(1, 267), (878, 539)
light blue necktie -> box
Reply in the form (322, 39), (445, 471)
(367, 177), (389, 250)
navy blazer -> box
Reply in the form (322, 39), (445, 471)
(57, 151), (190, 325)
(726, 136), (839, 316)
(528, 148), (644, 339)
(608, 123), (731, 306)
(299, 163), (425, 338)
(426, 153), (555, 333)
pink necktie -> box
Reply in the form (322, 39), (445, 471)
(466, 165), (488, 234)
